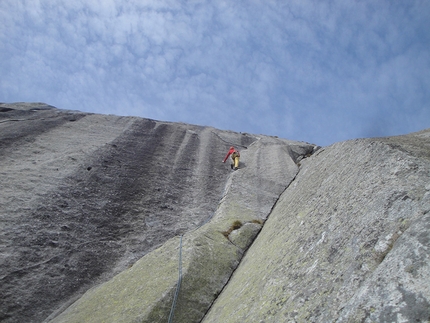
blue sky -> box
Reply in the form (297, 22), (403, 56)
(1, 0), (429, 146)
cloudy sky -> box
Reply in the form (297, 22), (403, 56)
(1, 0), (429, 146)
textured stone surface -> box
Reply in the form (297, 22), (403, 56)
(2, 102), (429, 323)
(49, 136), (314, 323)
(228, 222), (261, 250)
(0, 103), (315, 323)
(0, 103), (259, 322)
(201, 130), (430, 323)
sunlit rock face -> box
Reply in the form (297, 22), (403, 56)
(202, 131), (430, 323)
(0, 102), (259, 322)
(1, 103), (429, 323)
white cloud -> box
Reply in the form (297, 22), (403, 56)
(0, 0), (429, 146)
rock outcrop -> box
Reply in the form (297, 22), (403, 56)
(48, 134), (314, 323)
(1, 102), (429, 323)
(0, 102), (262, 322)
(202, 132), (430, 322)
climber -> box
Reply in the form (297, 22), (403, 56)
(223, 146), (240, 170)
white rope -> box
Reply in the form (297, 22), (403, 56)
(168, 235), (183, 323)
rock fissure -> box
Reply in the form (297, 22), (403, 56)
(1, 103), (429, 323)
(200, 133), (430, 323)
(198, 151), (311, 322)
(42, 132), (309, 323)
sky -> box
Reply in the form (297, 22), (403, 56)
(1, 0), (429, 146)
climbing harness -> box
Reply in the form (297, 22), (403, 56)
(168, 235), (183, 323)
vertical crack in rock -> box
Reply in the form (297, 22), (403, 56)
(43, 129), (430, 323)
(0, 103), (262, 323)
(200, 132), (430, 323)
(197, 142), (316, 322)
(5, 103), (428, 323)
(46, 136), (315, 323)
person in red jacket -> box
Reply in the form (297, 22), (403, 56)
(223, 146), (240, 170)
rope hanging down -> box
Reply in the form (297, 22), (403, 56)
(168, 235), (183, 323)
(167, 132), (250, 322)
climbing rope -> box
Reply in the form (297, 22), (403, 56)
(166, 191), (223, 322)
(168, 235), (183, 323)
(167, 133), (251, 322)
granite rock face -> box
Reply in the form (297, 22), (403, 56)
(0, 103), (275, 322)
(1, 103), (429, 323)
(202, 131), (430, 323)
(49, 135), (312, 323)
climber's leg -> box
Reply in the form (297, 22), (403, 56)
(233, 156), (240, 169)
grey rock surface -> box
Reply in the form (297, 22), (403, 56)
(201, 130), (430, 323)
(1, 102), (429, 323)
(0, 103), (263, 322)
(48, 132), (315, 323)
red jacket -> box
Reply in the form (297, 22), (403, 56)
(223, 147), (239, 162)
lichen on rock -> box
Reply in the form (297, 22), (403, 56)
(1, 103), (429, 323)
